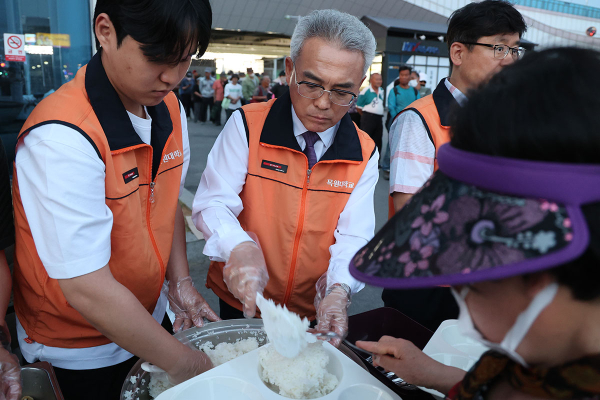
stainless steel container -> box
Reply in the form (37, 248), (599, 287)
(120, 319), (268, 400)
(21, 361), (64, 400)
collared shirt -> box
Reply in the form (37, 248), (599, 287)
(356, 86), (385, 116)
(192, 105), (379, 295)
(390, 78), (465, 194)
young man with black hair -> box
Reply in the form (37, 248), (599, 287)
(384, 0), (527, 332)
(11, 1), (218, 398)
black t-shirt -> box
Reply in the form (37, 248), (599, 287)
(0, 138), (14, 250)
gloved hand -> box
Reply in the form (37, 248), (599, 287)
(167, 277), (221, 332)
(314, 274), (351, 348)
(223, 240), (269, 318)
(142, 347), (213, 386)
(0, 323), (21, 400)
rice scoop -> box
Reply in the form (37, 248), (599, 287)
(256, 292), (316, 358)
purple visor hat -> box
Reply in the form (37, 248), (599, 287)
(350, 144), (600, 289)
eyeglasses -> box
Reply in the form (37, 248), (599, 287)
(461, 42), (526, 60)
(292, 68), (357, 106)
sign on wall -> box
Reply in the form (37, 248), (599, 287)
(4, 33), (26, 62)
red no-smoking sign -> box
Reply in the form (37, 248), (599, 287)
(4, 33), (26, 62)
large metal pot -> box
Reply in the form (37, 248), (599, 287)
(120, 319), (268, 400)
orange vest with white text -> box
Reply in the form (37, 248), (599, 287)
(388, 79), (456, 218)
(12, 53), (184, 348)
(206, 92), (376, 320)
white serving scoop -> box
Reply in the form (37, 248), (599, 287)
(256, 292), (316, 359)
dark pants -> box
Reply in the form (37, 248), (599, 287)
(219, 298), (245, 320)
(349, 111), (361, 127)
(180, 93), (192, 119)
(382, 287), (459, 332)
(192, 101), (201, 122)
(225, 108), (236, 122)
(199, 96), (213, 122)
(54, 314), (173, 400)
(211, 100), (223, 125)
(360, 111), (383, 155)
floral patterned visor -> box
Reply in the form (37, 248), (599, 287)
(350, 144), (600, 289)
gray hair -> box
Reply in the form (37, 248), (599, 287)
(290, 9), (376, 77)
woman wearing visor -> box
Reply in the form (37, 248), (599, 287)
(351, 47), (600, 400)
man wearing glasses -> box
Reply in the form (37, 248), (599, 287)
(384, 0), (527, 331)
(192, 10), (378, 346)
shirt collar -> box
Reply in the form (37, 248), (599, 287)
(291, 105), (338, 149)
(444, 78), (468, 107)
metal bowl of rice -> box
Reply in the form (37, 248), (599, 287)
(120, 319), (268, 400)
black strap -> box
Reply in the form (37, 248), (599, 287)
(238, 109), (250, 146)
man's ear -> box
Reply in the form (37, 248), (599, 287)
(285, 57), (294, 86)
(449, 42), (466, 67)
(95, 13), (115, 51)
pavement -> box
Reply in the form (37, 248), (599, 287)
(182, 108), (392, 317)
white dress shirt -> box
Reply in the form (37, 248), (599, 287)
(390, 78), (466, 194)
(192, 106), (379, 295)
(14, 104), (189, 369)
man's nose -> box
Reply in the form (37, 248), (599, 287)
(160, 67), (182, 86)
(314, 92), (332, 110)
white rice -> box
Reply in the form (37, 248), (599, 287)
(148, 337), (260, 398)
(258, 342), (339, 399)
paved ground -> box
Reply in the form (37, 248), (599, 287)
(182, 108), (391, 317)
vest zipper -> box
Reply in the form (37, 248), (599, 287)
(283, 164), (311, 305)
(146, 152), (165, 300)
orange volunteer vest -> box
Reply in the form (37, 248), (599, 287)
(12, 53), (184, 348)
(388, 79), (456, 218)
(206, 92), (376, 320)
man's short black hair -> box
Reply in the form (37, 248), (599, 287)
(447, 0), (526, 56)
(399, 65), (412, 74)
(231, 74), (240, 80)
(93, 0), (212, 66)
(451, 47), (600, 301)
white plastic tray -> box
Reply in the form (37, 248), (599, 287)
(419, 320), (489, 399)
(156, 342), (402, 400)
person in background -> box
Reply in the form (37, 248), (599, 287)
(0, 138), (20, 400)
(224, 74), (243, 121)
(179, 71), (195, 119)
(409, 70), (421, 91)
(380, 65), (420, 179)
(356, 73), (384, 154)
(193, 9), (379, 347)
(192, 75), (202, 123)
(211, 73), (227, 126)
(271, 70), (289, 99)
(252, 75), (274, 103)
(11, 1), (220, 398)
(192, 69), (198, 81)
(226, 70), (233, 80)
(242, 67), (259, 104)
(238, 72), (246, 81)
(384, 0), (526, 332)
(198, 67), (215, 124)
(353, 46), (600, 400)
(418, 72), (431, 97)
(347, 97), (361, 127)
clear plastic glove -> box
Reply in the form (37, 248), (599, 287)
(142, 347), (214, 386)
(167, 276), (221, 332)
(223, 238), (269, 318)
(0, 323), (21, 400)
(314, 274), (351, 348)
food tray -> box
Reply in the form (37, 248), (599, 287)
(21, 361), (64, 400)
(121, 319), (367, 400)
(155, 341), (402, 400)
